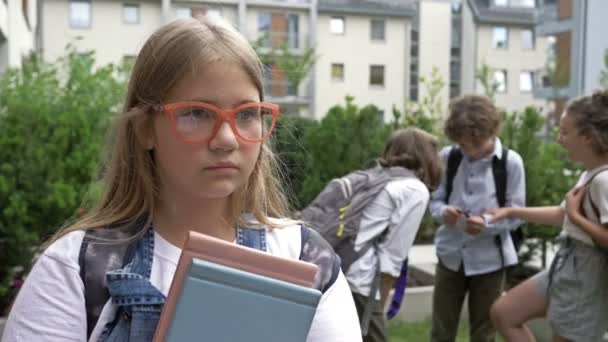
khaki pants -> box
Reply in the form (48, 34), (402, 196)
(430, 261), (505, 342)
(352, 292), (387, 342)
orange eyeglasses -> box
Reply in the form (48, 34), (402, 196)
(159, 101), (280, 144)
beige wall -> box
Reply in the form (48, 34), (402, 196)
(418, 0), (451, 111)
(476, 24), (549, 112)
(460, 1), (476, 94)
(315, 14), (409, 122)
(42, 0), (163, 66)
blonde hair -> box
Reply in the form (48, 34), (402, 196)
(52, 17), (293, 241)
(379, 128), (442, 192)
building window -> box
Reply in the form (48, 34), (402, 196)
(521, 29), (535, 50)
(69, 1), (91, 29)
(520, 71), (534, 92)
(122, 4), (139, 24)
(370, 19), (385, 41)
(330, 16), (345, 35)
(493, 70), (508, 93)
(206, 8), (222, 19)
(331, 63), (344, 81)
(494, 0), (536, 7)
(258, 13), (271, 47)
(175, 7), (192, 18)
(511, 0), (536, 7)
(258, 13), (299, 49)
(370, 65), (385, 87)
(492, 27), (508, 49)
(287, 14), (299, 49)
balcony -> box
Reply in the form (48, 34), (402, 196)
(247, 0), (312, 8)
(251, 31), (310, 54)
(263, 79), (311, 107)
(532, 67), (571, 99)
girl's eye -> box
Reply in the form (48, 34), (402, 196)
(236, 108), (261, 122)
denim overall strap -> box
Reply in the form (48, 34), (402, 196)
(99, 227), (165, 342)
(236, 226), (267, 252)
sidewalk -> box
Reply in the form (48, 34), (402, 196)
(408, 239), (559, 277)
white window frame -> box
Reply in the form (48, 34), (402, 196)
(122, 3), (140, 25)
(519, 71), (534, 93)
(69, 1), (91, 29)
(370, 65), (385, 87)
(492, 27), (509, 49)
(331, 63), (345, 82)
(493, 70), (508, 93)
(370, 19), (385, 42)
(330, 16), (345, 35)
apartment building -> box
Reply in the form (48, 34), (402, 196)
(461, 0), (549, 112)
(0, 0), (38, 73)
(314, 0), (415, 120)
(535, 0), (608, 105)
(26, 0), (556, 119)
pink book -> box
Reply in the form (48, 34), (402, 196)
(154, 230), (319, 341)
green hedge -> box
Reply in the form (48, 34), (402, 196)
(0, 50), (127, 311)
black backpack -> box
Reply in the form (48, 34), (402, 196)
(445, 147), (524, 253)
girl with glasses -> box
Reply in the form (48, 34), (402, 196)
(2, 17), (361, 342)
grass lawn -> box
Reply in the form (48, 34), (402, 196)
(388, 320), (506, 341)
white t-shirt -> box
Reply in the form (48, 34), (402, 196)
(2, 225), (362, 342)
(346, 177), (430, 298)
(562, 166), (608, 245)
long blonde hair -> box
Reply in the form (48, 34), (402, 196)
(52, 17), (292, 241)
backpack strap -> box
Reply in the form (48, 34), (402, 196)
(79, 220), (267, 340)
(491, 148), (509, 208)
(299, 225), (341, 293)
(445, 147), (464, 204)
(584, 167), (608, 221)
(79, 217), (148, 339)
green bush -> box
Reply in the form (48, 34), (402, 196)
(298, 96), (391, 206)
(0, 49), (127, 310)
(271, 115), (318, 209)
(501, 106), (579, 265)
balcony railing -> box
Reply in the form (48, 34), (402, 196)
(263, 79), (311, 105)
(532, 67), (571, 99)
(250, 31), (310, 52)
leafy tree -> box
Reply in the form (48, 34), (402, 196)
(0, 47), (128, 311)
(298, 96), (390, 206)
(400, 67), (446, 136)
(476, 63), (499, 100)
(501, 107), (579, 267)
(251, 35), (317, 96)
(270, 115), (318, 209)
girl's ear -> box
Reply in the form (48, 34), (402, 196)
(132, 110), (156, 150)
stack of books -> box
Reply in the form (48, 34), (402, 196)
(153, 230), (322, 342)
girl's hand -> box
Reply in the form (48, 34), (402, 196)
(485, 207), (511, 223)
(565, 186), (586, 222)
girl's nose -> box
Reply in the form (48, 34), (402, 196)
(208, 121), (238, 151)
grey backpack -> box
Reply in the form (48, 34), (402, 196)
(300, 164), (414, 274)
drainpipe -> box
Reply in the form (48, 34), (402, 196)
(161, 0), (171, 24)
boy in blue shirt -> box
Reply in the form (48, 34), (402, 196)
(429, 95), (526, 342)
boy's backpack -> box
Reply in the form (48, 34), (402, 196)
(445, 146), (524, 252)
(300, 164), (415, 274)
